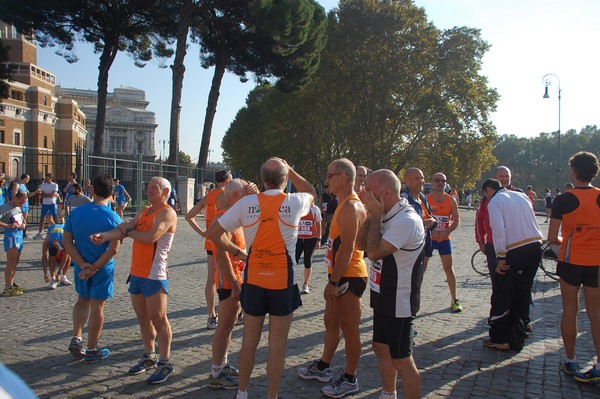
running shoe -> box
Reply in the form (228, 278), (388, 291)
(207, 316), (218, 330)
(297, 360), (333, 382)
(60, 275), (73, 286)
(33, 232), (44, 240)
(208, 371), (238, 390)
(147, 362), (175, 384)
(68, 337), (85, 358)
(482, 338), (510, 350)
(129, 354), (157, 375)
(49, 279), (58, 290)
(84, 348), (110, 364)
(12, 283), (24, 293)
(574, 367), (600, 384)
(321, 374), (359, 398)
(2, 286), (23, 296)
(301, 284), (310, 295)
(221, 363), (239, 378)
(560, 361), (579, 376)
(451, 299), (463, 313)
(235, 312), (244, 326)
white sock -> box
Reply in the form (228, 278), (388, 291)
(382, 391), (397, 399)
(566, 357), (577, 363)
(222, 354), (228, 366)
(211, 364), (223, 377)
(236, 390), (248, 399)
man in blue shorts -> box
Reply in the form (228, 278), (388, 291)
(63, 175), (122, 363)
(113, 178), (131, 219)
(42, 223), (72, 289)
(34, 173), (59, 240)
(0, 193), (28, 296)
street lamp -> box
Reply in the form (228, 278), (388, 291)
(542, 73), (561, 190)
(159, 139), (169, 161)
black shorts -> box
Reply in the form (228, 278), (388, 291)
(328, 275), (367, 298)
(217, 288), (232, 301)
(557, 261), (599, 287)
(372, 311), (414, 359)
(240, 283), (301, 317)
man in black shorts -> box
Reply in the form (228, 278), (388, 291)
(358, 169), (425, 399)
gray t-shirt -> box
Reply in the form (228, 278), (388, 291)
(66, 195), (92, 211)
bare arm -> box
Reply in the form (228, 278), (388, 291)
(185, 198), (207, 237)
(286, 163), (316, 199)
(127, 207), (177, 244)
(438, 196), (460, 241)
(547, 218), (562, 245)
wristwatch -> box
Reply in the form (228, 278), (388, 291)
(329, 280), (340, 287)
(125, 227), (134, 236)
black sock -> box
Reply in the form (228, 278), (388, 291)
(316, 360), (330, 371)
(344, 372), (356, 383)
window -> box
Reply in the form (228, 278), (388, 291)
(0, 162), (5, 174)
(14, 132), (20, 146)
(110, 136), (127, 153)
(0, 119), (4, 126)
(0, 130), (4, 143)
(43, 136), (48, 148)
(42, 96), (47, 106)
(10, 91), (23, 101)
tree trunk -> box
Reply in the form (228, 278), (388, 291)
(167, 0), (194, 166)
(196, 50), (226, 171)
(93, 42), (119, 156)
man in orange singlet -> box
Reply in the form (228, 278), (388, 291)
(207, 158), (314, 399)
(90, 176), (178, 384)
(298, 158), (367, 398)
(185, 169), (232, 329)
(425, 172), (462, 313)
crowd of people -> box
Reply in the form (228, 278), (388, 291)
(1, 150), (599, 398)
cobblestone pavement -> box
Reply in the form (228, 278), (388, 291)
(1, 211), (599, 398)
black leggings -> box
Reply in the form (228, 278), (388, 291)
(296, 237), (319, 268)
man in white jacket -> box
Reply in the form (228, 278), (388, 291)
(482, 178), (543, 351)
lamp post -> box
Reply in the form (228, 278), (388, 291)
(542, 73), (561, 190)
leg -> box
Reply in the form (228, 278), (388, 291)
(302, 238), (317, 286)
(206, 255), (217, 319)
(321, 297), (341, 364)
(72, 297), (91, 338)
(372, 342), (397, 393)
(87, 299), (107, 350)
(237, 314), (266, 392)
(266, 313), (293, 399)
(440, 254), (457, 301)
(145, 290), (172, 361)
(560, 281), (580, 359)
(212, 295), (240, 365)
(4, 248), (20, 289)
(131, 293), (157, 354)
(422, 256), (430, 273)
(392, 356), (421, 399)
(337, 292), (362, 375)
(583, 286), (600, 361)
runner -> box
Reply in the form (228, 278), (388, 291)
(113, 178), (131, 219)
(296, 200), (322, 294)
(41, 223), (72, 289)
(0, 192), (28, 296)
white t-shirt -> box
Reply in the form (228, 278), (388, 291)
(40, 182), (59, 205)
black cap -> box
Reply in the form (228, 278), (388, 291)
(215, 169), (232, 183)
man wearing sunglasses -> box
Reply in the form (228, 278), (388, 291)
(425, 172), (462, 313)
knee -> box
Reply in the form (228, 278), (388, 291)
(372, 342), (388, 357)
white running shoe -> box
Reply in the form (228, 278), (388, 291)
(49, 279), (58, 290)
(60, 275), (73, 286)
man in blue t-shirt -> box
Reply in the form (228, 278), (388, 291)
(113, 178), (131, 219)
(64, 175), (122, 364)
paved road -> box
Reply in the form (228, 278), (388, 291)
(1, 211), (599, 398)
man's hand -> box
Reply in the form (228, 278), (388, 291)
(495, 259), (510, 275)
(89, 233), (108, 245)
(231, 282), (241, 301)
(363, 190), (384, 217)
(423, 216), (436, 229)
(78, 262), (95, 280)
(324, 283), (338, 302)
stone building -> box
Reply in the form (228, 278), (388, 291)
(0, 21), (86, 181)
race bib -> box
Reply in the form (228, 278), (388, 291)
(369, 259), (382, 293)
(433, 215), (450, 230)
(324, 237), (333, 267)
(298, 220), (313, 237)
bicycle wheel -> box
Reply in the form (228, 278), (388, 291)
(471, 249), (489, 276)
(539, 245), (559, 281)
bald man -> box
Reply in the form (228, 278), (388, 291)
(359, 169), (425, 399)
(207, 157), (315, 399)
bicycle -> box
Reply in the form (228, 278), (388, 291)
(470, 249), (489, 276)
(539, 241), (559, 281)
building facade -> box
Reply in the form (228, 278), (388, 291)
(0, 21), (86, 181)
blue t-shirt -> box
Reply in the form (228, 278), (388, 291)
(18, 183), (29, 211)
(47, 224), (65, 244)
(0, 186), (6, 206)
(114, 184), (126, 202)
(64, 203), (122, 274)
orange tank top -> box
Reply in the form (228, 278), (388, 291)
(245, 192), (294, 289)
(213, 209), (246, 289)
(428, 193), (453, 240)
(130, 204), (174, 279)
(325, 193), (367, 277)
(560, 187), (600, 266)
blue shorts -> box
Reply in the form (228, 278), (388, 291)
(4, 233), (23, 252)
(431, 239), (452, 256)
(117, 199), (127, 206)
(241, 283), (301, 317)
(21, 203), (29, 213)
(74, 265), (114, 300)
(41, 204), (58, 217)
(128, 275), (169, 297)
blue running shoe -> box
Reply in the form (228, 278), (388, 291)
(129, 354), (157, 375)
(147, 362), (175, 384)
(574, 367), (600, 384)
(560, 361), (579, 376)
(84, 348), (109, 364)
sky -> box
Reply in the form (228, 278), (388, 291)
(35, 0), (600, 163)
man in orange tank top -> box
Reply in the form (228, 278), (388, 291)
(298, 158), (367, 398)
(90, 177), (178, 384)
(425, 172), (462, 313)
(207, 158), (314, 399)
(185, 169), (232, 329)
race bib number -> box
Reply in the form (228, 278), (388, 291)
(324, 237), (333, 267)
(13, 213), (23, 227)
(369, 259), (382, 293)
(298, 220), (313, 237)
(433, 215), (450, 230)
